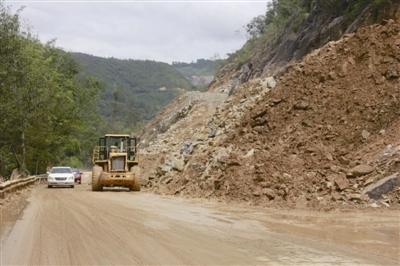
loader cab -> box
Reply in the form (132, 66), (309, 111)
(98, 134), (137, 161)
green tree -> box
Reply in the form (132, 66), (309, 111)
(0, 3), (101, 177)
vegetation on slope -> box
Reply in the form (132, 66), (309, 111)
(73, 53), (193, 92)
(0, 4), (101, 177)
(230, 0), (394, 67)
(173, 59), (224, 77)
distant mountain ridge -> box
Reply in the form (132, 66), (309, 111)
(72, 52), (194, 91)
(172, 59), (224, 90)
(71, 53), (221, 133)
(71, 52), (192, 133)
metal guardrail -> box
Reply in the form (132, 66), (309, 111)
(35, 174), (48, 184)
(0, 176), (39, 198)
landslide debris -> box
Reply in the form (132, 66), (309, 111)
(142, 20), (400, 209)
(138, 91), (227, 185)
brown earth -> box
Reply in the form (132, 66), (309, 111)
(203, 20), (400, 208)
(140, 20), (400, 210)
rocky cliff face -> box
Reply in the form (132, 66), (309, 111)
(210, 1), (400, 93)
(139, 4), (400, 209)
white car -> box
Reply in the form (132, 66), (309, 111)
(47, 167), (75, 188)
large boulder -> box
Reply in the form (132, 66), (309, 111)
(170, 157), (185, 172)
(348, 164), (374, 177)
(180, 142), (194, 155)
(261, 76), (277, 89)
(333, 174), (350, 190)
(362, 173), (400, 200)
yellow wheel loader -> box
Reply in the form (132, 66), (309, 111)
(92, 134), (140, 191)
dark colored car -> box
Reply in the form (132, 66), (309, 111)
(72, 168), (82, 184)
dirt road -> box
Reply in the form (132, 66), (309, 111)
(1, 174), (399, 265)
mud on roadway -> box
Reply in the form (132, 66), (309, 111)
(0, 173), (399, 265)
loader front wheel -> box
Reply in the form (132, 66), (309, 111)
(129, 166), (141, 191)
(130, 177), (141, 192)
(92, 165), (103, 191)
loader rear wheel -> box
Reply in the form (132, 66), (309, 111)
(92, 165), (103, 191)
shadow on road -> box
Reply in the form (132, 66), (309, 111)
(91, 187), (131, 192)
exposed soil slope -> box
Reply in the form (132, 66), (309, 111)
(206, 20), (400, 208)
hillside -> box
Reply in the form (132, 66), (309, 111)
(212, 0), (400, 90)
(71, 53), (194, 132)
(138, 1), (400, 210)
(172, 59), (224, 90)
(161, 21), (400, 208)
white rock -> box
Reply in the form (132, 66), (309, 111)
(262, 76), (277, 89)
(361, 130), (370, 140)
(243, 149), (255, 158)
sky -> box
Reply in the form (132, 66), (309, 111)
(7, 0), (268, 63)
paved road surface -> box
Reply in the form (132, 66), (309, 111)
(1, 173), (399, 265)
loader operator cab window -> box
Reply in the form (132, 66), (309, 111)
(110, 143), (118, 153)
(100, 135), (136, 160)
(106, 137), (128, 152)
(111, 141), (124, 152)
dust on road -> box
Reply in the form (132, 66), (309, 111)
(1, 173), (399, 265)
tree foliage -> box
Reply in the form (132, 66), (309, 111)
(0, 4), (101, 177)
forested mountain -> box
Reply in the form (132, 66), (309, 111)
(172, 59), (224, 90)
(0, 4), (101, 176)
(72, 53), (193, 92)
(71, 53), (194, 133)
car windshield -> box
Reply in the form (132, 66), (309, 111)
(72, 169), (79, 173)
(51, 168), (71, 174)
